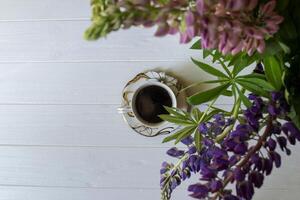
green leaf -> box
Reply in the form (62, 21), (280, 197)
(192, 107), (202, 122)
(159, 114), (194, 126)
(163, 106), (187, 120)
(288, 105), (300, 130)
(263, 56), (283, 91)
(221, 89), (233, 97)
(217, 58), (232, 77)
(236, 87), (252, 108)
(261, 39), (283, 57)
(278, 14), (298, 41)
(187, 84), (229, 105)
(238, 73), (266, 80)
(232, 54), (250, 76)
(175, 126), (198, 144)
(162, 126), (196, 143)
(237, 80), (269, 97)
(276, 0), (289, 11)
(212, 50), (222, 63)
(203, 49), (211, 59)
(194, 129), (202, 151)
(190, 39), (201, 49)
(203, 109), (223, 121)
(191, 58), (228, 78)
(278, 41), (291, 54)
(238, 77), (275, 91)
(210, 106), (231, 115)
(228, 53), (243, 67)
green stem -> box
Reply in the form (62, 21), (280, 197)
(179, 80), (228, 94)
(215, 89), (243, 143)
(199, 98), (218, 123)
(218, 58), (232, 78)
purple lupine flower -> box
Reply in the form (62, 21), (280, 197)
(236, 180), (255, 200)
(271, 92), (282, 101)
(254, 63), (264, 74)
(269, 151), (281, 168)
(188, 146), (197, 155)
(234, 167), (246, 182)
(229, 155), (240, 166)
(200, 165), (217, 180)
(161, 90), (300, 200)
(188, 183), (209, 199)
(268, 104), (281, 116)
(263, 158), (273, 176)
(276, 136), (287, 151)
(199, 123), (209, 134)
(185, 11), (195, 26)
(155, 23), (169, 37)
(248, 171), (264, 188)
(266, 138), (277, 151)
(166, 147), (184, 157)
(181, 136), (194, 145)
(210, 180), (223, 192)
(224, 194), (240, 200)
(282, 122), (300, 142)
(234, 142), (248, 155)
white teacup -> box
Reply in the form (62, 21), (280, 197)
(118, 81), (177, 127)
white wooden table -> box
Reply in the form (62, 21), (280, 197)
(0, 1), (299, 199)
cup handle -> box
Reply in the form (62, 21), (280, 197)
(117, 106), (132, 114)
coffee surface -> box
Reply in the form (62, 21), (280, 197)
(135, 85), (172, 124)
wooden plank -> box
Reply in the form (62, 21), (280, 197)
(0, 62), (233, 104)
(0, 21), (198, 62)
(0, 186), (190, 200)
(0, 147), (179, 188)
(0, 0), (90, 21)
(0, 104), (232, 146)
(0, 146), (298, 190)
(0, 186), (298, 200)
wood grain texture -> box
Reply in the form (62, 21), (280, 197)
(0, 146), (298, 189)
(0, 186), (299, 200)
(0, 62), (231, 104)
(0, 104), (233, 147)
(0, 1), (90, 21)
(0, 21), (199, 62)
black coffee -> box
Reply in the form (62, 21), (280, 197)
(135, 85), (172, 124)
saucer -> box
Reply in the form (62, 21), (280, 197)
(120, 71), (189, 137)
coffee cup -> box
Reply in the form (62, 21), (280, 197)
(118, 81), (177, 127)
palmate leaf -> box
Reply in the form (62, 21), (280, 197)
(263, 56), (283, 91)
(238, 77), (275, 91)
(187, 83), (230, 105)
(162, 126), (197, 143)
(235, 86), (252, 108)
(159, 114), (194, 126)
(194, 128), (202, 151)
(237, 80), (269, 97)
(221, 89), (233, 97)
(163, 106), (188, 120)
(191, 107), (202, 122)
(191, 58), (228, 78)
(204, 109), (224, 121)
(175, 126), (198, 144)
(190, 39), (201, 49)
(238, 73), (266, 79)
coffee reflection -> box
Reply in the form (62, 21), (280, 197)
(134, 85), (173, 124)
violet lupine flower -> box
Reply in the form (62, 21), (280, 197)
(177, 92), (300, 200)
(180, 0), (284, 55)
(161, 90), (300, 200)
(87, 0), (284, 55)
